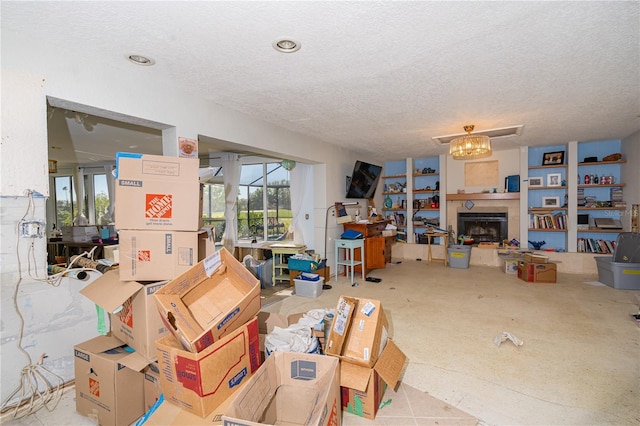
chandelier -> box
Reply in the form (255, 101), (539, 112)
(281, 159), (296, 171)
(449, 125), (492, 160)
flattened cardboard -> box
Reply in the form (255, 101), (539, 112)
(118, 228), (216, 281)
(145, 391), (239, 425)
(154, 248), (261, 353)
(223, 352), (341, 426)
(115, 152), (201, 231)
(155, 317), (261, 418)
(325, 296), (389, 367)
(74, 335), (145, 426)
(80, 269), (169, 361)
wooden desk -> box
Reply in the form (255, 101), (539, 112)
(423, 232), (449, 266)
(341, 220), (394, 276)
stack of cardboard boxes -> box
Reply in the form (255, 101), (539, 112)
(518, 253), (557, 283)
(74, 153), (216, 425)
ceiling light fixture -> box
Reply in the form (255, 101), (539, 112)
(272, 38), (301, 53)
(281, 159), (296, 171)
(127, 54), (156, 66)
(449, 125), (492, 160)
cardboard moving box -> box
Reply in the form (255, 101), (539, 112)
(155, 317), (261, 418)
(154, 248), (261, 352)
(223, 351), (341, 426)
(340, 340), (407, 420)
(118, 228), (216, 281)
(74, 335), (145, 426)
(325, 296), (389, 368)
(518, 261), (557, 283)
(80, 269), (169, 361)
(115, 152), (200, 231)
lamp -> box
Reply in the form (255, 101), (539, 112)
(449, 125), (492, 160)
(323, 201), (359, 262)
(281, 159), (296, 171)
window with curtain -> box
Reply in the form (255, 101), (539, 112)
(51, 169), (108, 229)
(201, 182), (225, 244)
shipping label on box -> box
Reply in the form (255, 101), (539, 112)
(223, 352), (341, 426)
(118, 229), (216, 281)
(115, 152), (201, 231)
(325, 296), (389, 368)
(154, 248), (261, 353)
(74, 335), (145, 426)
(80, 269), (169, 361)
(155, 317), (261, 418)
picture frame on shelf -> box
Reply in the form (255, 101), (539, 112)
(541, 196), (561, 208)
(546, 173), (562, 187)
(542, 151), (565, 166)
(528, 176), (543, 187)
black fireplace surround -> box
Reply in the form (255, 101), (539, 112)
(457, 212), (508, 243)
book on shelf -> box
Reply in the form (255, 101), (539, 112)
(577, 238), (617, 253)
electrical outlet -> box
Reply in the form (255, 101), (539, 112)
(19, 220), (45, 238)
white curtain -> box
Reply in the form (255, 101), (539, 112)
(101, 164), (116, 224)
(221, 153), (241, 253)
(73, 167), (88, 225)
(289, 164), (311, 245)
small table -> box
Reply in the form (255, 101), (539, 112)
(424, 232), (449, 266)
(270, 243), (306, 285)
(335, 238), (365, 285)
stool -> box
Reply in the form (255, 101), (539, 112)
(335, 238), (365, 285)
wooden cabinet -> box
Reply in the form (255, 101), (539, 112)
(342, 220), (394, 276)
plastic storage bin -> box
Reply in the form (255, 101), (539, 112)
(294, 273), (324, 298)
(448, 245), (471, 269)
(595, 232), (640, 290)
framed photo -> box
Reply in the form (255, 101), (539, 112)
(542, 151), (565, 166)
(528, 176), (543, 187)
(541, 196), (560, 208)
(547, 173), (562, 187)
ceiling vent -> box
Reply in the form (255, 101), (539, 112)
(432, 124), (524, 145)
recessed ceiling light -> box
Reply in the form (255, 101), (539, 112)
(272, 38), (301, 53)
(127, 54), (156, 66)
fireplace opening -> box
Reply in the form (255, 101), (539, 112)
(458, 212), (508, 243)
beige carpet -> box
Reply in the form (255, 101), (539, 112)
(261, 261), (640, 425)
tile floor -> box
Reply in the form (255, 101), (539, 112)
(3, 260), (639, 425)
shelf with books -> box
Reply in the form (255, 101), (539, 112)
(577, 237), (617, 254)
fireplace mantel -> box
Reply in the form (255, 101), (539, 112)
(446, 193), (520, 201)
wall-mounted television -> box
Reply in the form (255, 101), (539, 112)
(345, 160), (383, 199)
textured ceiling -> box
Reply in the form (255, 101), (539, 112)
(3, 1), (639, 165)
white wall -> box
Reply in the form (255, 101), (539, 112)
(622, 130), (640, 230)
(0, 27), (374, 401)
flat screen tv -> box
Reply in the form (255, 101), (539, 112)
(346, 160), (383, 199)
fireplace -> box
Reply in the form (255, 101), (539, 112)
(457, 211), (508, 243)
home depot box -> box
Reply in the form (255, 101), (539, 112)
(74, 335), (145, 426)
(325, 296), (389, 368)
(223, 351), (341, 426)
(154, 248), (261, 353)
(118, 228), (216, 281)
(115, 152), (200, 231)
(144, 362), (163, 412)
(155, 317), (261, 418)
(80, 269), (169, 360)
(341, 340), (407, 420)
(518, 261), (557, 283)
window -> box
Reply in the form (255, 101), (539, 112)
(236, 162), (291, 242)
(201, 182), (225, 244)
(52, 175), (77, 228)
